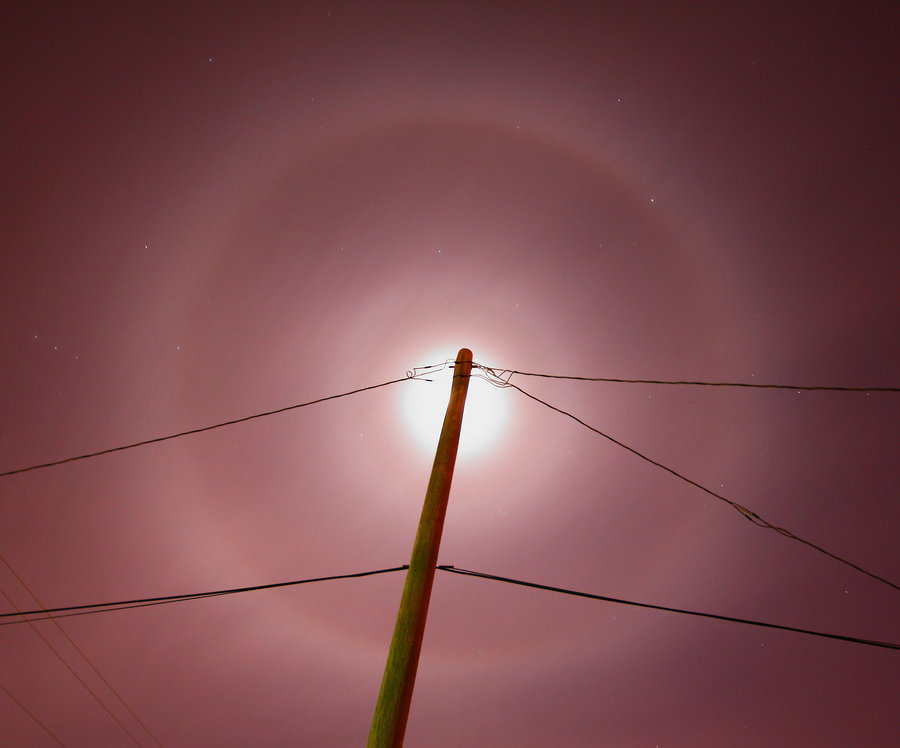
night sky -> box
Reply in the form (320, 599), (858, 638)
(2, 3), (899, 746)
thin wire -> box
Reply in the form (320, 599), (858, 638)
(480, 366), (900, 392)
(1, 680), (68, 746)
(504, 380), (900, 593)
(0, 566), (409, 625)
(4, 596), (241, 624)
(406, 359), (458, 380)
(0, 374), (420, 478)
(5, 563), (895, 651)
(0, 586), (146, 746)
(437, 566), (900, 651)
(1, 556), (162, 746)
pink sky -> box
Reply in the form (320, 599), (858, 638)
(1, 3), (898, 746)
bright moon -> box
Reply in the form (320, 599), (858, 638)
(400, 361), (509, 458)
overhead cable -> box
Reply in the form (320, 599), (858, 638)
(1, 555), (162, 746)
(0, 566), (409, 625)
(478, 366), (899, 392)
(1, 681), (67, 747)
(437, 566), (900, 651)
(4, 563), (895, 652)
(0, 373), (432, 478)
(501, 379), (899, 593)
(0, 585), (146, 746)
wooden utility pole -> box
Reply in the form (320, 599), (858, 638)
(367, 348), (473, 748)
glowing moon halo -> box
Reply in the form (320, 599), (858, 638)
(401, 364), (509, 458)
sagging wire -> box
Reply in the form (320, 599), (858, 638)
(477, 366), (900, 393)
(492, 373), (899, 592)
(2, 368), (439, 478)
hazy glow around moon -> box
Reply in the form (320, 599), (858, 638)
(400, 360), (509, 458)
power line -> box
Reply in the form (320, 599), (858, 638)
(1, 680), (67, 747)
(5, 563), (895, 652)
(478, 366), (900, 392)
(0, 585), (146, 746)
(0, 566), (409, 625)
(1, 555), (162, 746)
(0, 374), (420, 478)
(504, 380), (900, 593)
(7, 360), (890, 482)
(437, 566), (900, 652)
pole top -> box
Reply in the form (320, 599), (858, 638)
(452, 349), (473, 381)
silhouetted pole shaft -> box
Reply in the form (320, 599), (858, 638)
(367, 348), (473, 748)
